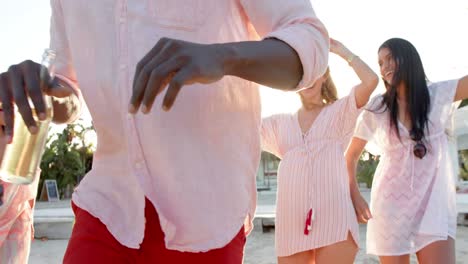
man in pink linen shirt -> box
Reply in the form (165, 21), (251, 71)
(0, 0), (329, 262)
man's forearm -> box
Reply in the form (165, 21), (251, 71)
(51, 92), (81, 124)
(221, 39), (303, 91)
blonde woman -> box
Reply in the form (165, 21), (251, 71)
(261, 39), (378, 264)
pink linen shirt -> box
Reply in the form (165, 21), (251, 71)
(50, 0), (329, 251)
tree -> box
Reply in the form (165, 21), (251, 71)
(357, 151), (379, 188)
(38, 122), (95, 199)
(460, 149), (468, 181)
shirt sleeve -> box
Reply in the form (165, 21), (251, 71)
(260, 116), (281, 158)
(240, 0), (329, 90)
(49, 0), (83, 121)
(429, 79), (460, 129)
(432, 79), (459, 106)
(353, 97), (379, 142)
(336, 87), (363, 136)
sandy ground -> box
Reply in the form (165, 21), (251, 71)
(29, 188), (468, 263)
(244, 224), (468, 264)
(29, 225), (468, 264)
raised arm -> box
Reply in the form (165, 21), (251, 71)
(454, 75), (468, 101)
(129, 0), (330, 113)
(345, 137), (372, 223)
(330, 39), (379, 108)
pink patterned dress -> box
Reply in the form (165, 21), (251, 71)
(261, 88), (361, 257)
(0, 175), (39, 263)
(354, 80), (459, 255)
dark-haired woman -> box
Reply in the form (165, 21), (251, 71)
(345, 38), (468, 264)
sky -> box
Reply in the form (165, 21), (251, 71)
(261, 0), (468, 116)
(0, 0), (467, 122)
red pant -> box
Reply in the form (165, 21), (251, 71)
(63, 199), (246, 263)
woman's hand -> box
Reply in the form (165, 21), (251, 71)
(351, 188), (372, 223)
(330, 38), (350, 57)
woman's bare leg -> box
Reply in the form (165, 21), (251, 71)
(416, 237), (455, 264)
(278, 250), (315, 264)
(314, 232), (358, 264)
(379, 255), (410, 264)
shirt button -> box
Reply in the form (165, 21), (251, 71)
(135, 162), (143, 169)
(120, 64), (126, 70)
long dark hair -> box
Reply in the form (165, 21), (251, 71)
(377, 38), (430, 141)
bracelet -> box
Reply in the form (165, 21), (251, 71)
(347, 54), (358, 65)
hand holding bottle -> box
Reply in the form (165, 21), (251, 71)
(0, 49), (74, 142)
(0, 49), (66, 184)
